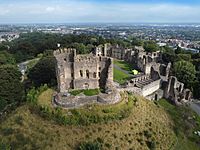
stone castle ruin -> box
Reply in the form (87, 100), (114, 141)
(96, 44), (192, 105)
(53, 43), (192, 108)
(53, 48), (113, 93)
(53, 47), (120, 108)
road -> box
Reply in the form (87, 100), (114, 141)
(17, 58), (40, 75)
(17, 58), (40, 81)
(189, 101), (200, 115)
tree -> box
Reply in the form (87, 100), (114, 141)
(193, 71), (200, 99)
(0, 51), (16, 65)
(161, 46), (176, 63)
(27, 56), (57, 87)
(0, 65), (23, 111)
(174, 60), (196, 88)
(97, 36), (106, 45)
(71, 43), (89, 54)
(0, 43), (9, 51)
(175, 46), (184, 54)
(144, 41), (159, 52)
(132, 37), (143, 46)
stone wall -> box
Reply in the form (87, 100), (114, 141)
(53, 88), (121, 109)
(146, 89), (164, 101)
(54, 48), (113, 92)
(141, 79), (162, 97)
(163, 76), (192, 104)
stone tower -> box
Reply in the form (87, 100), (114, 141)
(54, 48), (113, 93)
(53, 48), (76, 93)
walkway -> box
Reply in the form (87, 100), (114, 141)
(189, 101), (200, 116)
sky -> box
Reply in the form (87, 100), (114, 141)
(0, 0), (200, 24)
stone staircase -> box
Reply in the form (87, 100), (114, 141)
(135, 78), (154, 88)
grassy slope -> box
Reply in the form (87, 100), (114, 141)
(158, 100), (200, 150)
(0, 91), (176, 150)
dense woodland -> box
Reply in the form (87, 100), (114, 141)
(0, 32), (200, 112)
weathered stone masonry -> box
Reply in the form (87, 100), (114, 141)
(53, 48), (113, 93)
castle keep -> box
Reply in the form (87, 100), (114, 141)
(53, 48), (113, 93)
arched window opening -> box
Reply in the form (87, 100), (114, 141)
(86, 70), (89, 79)
(93, 72), (97, 78)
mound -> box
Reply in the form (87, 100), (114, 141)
(0, 91), (177, 150)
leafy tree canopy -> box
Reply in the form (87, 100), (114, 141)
(0, 51), (16, 65)
(161, 46), (176, 63)
(27, 56), (57, 87)
(0, 65), (23, 111)
(144, 41), (159, 52)
(132, 37), (143, 46)
(174, 60), (196, 88)
(177, 54), (191, 62)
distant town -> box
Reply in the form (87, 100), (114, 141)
(1, 23), (200, 53)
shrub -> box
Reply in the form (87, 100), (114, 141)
(0, 142), (11, 150)
(15, 115), (23, 125)
(144, 130), (152, 139)
(146, 141), (156, 150)
(105, 143), (112, 148)
(77, 141), (102, 150)
(26, 84), (48, 104)
(1, 128), (14, 136)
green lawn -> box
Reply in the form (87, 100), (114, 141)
(158, 99), (200, 150)
(114, 59), (134, 72)
(70, 89), (100, 96)
(113, 59), (135, 84)
(113, 67), (130, 84)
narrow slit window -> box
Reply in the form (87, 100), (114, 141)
(80, 70), (83, 77)
(86, 70), (89, 79)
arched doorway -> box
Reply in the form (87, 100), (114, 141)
(155, 94), (158, 101)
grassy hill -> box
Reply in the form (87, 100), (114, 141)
(0, 89), (199, 150)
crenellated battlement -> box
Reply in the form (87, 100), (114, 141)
(53, 48), (76, 57)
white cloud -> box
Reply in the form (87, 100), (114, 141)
(0, 1), (199, 23)
(45, 7), (55, 12)
(0, 7), (10, 16)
